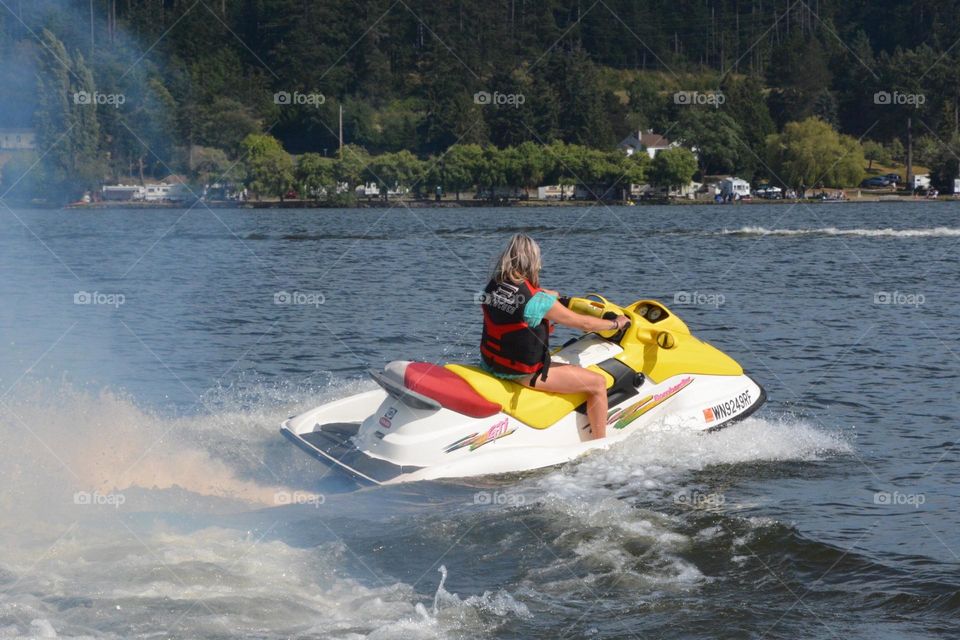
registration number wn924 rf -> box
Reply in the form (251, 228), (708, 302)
(703, 389), (752, 423)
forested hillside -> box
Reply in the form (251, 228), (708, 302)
(2, 0), (960, 200)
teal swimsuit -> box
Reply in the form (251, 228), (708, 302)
(480, 291), (557, 379)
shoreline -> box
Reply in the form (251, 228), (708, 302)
(36, 193), (957, 210)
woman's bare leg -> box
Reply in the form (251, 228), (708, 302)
(518, 364), (608, 439)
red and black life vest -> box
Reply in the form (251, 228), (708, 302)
(480, 279), (551, 385)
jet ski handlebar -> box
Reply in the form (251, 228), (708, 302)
(561, 294), (675, 347)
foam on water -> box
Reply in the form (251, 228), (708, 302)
(0, 524), (527, 639)
(0, 382), (533, 639)
(0, 380), (380, 519)
(721, 226), (960, 238)
(0, 382), (850, 637)
(513, 416), (851, 598)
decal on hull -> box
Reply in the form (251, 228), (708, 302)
(445, 417), (516, 453)
(608, 376), (694, 429)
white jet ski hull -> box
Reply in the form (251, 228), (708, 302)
(281, 372), (765, 485)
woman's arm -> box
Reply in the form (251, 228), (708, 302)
(544, 300), (629, 333)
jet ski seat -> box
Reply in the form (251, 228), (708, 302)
(444, 364), (613, 429)
(380, 361), (502, 418)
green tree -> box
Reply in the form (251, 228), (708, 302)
(68, 51), (102, 189)
(673, 108), (744, 176)
(474, 146), (508, 199)
(33, 28), (72, 189)
(888, 138), (905, 165)
(862, 140), (891, 170)
(721, 76), (775, 151)
(764, 117), (865, 189)
(913, 135), (940, 167)
(510, 141), (548, 197)
(929, 133), (960, 193)
(239, 133), (294, 200)
(296, 153), (335, 200)
(197, 97), (262, 153)
(542, 141), (578, 200)
(626, 75), (671, 133)
(441, 144), (483, 200)
(335, 144), (370, 193)
(191, 146), (245, 186)
(649, 147), (697, 193)
(544, 49), (613, 146)
(617, 151), (650, 197)
(766, 34), (834, 128)
(367, 150), (424, 199)
(33, 28), (103, 200)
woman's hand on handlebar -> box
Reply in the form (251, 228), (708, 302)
(545, 300), (629, 334)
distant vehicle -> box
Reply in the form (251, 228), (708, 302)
(861, 176), (891, 188)
(753, 185), (783, 199)
(884, 173), (901, 184)
(284, 189), (299, 199)
(910, 174), (931, 190)
(719, 176), (751, 198)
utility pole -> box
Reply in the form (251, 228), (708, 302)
(906, 117), (913, 188)
(338, 103), (344, 158)
(89, 0), (95, 54)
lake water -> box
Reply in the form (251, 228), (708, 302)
(0, 203), (958, 639)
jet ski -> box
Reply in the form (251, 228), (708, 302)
(281, 295), (766, 485)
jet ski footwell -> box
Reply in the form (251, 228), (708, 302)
(282, 421), (422, 484)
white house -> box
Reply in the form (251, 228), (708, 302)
(910, 174), (930, 190)
(0, 128), (36, 151)
(618, 130), (677, 159)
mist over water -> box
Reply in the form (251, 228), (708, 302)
(1, 203), (958, 638)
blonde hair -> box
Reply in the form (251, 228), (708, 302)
(492, 233), (541, 286)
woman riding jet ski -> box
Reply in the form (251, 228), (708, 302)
(282, 235), (766, 486)
(479, 233), (629, 440)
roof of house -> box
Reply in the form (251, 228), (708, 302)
(637, 132), (672, 147)
(618, 130), (675, 150)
